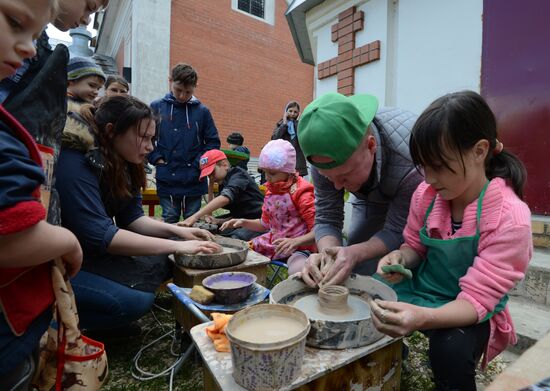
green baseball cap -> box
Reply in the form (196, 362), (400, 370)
(298, 92), (379, 169)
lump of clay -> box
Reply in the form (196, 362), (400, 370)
(317, 248), (337, 287)
(193, 220), (219, 233)
(190, 285), (215, 304)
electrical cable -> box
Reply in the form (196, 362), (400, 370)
(130, 295), (205, 389)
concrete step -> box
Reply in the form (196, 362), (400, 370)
(510, 247), (550, 305)
(497, 350), (520, 366)
(507, 296), (550, 354)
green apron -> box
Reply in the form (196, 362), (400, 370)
(392, 181), (506, 322)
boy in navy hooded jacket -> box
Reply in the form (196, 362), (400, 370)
(149, 63), (220, 223)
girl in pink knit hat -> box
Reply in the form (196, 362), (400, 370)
(221, 139), (316, 274)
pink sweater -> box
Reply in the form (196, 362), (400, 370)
(403, 178), (532, 367)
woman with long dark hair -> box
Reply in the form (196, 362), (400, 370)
(56, 95), (220, 333)
(271, 101), (309, 178)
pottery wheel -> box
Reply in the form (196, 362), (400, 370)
(270, 274), (397, 349)
(173, 235), (249, 269)
(201, 246), (240, 255)
(293, 293), (371, 322)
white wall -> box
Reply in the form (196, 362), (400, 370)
(302, 0), (482, 235)
(308, 0), (390, 103)
(131, 0), (171, 104)
(354, 0), (389, 102)
(304, 0), (483, 114)
(96, 0), (131, 60)
(394, 0), (483, 114)
(310, 24), (338, 96)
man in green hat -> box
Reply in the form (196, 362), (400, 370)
(298, 92), (422, 287)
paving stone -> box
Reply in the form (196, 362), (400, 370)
(508, 296), (550, 354)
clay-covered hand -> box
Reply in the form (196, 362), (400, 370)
(300, 252), (325, 288)
(174, 240), (221, 255)
(318, 247), (356, 287)
(377, 250), (407, 284)
(204, 215), (220, 225)
(220, 218), (244, 231)
(273, 237), (299, 257)
(62, 234), (84, 278)
(176, 227), (215, 241)
(370, 299), (425, 337)
(178, 215), (198, 227)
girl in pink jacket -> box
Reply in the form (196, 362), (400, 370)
(221, 140), (316, 274)
(373, 91), (532, 391)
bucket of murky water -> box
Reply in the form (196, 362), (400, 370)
(225, 304), (310, 390)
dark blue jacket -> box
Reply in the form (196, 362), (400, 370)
(56, 115), (144, 259)
(0, 123), (44, 211)
(149, 93), (220, 197)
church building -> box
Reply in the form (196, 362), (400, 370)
(286, 0), (550, 215)
(94, 0), (313, 155)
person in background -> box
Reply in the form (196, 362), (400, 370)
(180, 149), (264, 241)
(0, 0), (109, 230)
(149, 63), (220, 223)
(226, 131), (250, 171)
(271, 101), (308, 178)
(56, 96), (220, 334)
(104, 75), (129, 97)
(66, 56), (105, 107)
(0, 0), (109, 103)
(373, 91), (532, 391)
(54, 0), (110, 31)
(0, 0), (84, 388)
(221, 140), (316, 274)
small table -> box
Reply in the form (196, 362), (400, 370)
(172, 250), (271, 330)
(142, 188), (160, 217)
(190, 322), (402, 391)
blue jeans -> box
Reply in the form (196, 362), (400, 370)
(159, 195), (202, 223)
(0, 308), (50, 378)
(71, 271), (155, 331)
(347, 196), (388, 276)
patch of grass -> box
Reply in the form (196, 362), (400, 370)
(101, 295), (203, 391)
(143, 205), (229, 221)
(401, 332), (435, 390)
(401, 331), (506, 390)
(143, 205), (163, 219)
(266, 262), (289, 288)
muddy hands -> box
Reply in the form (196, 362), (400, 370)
(301, 247), (350, 288)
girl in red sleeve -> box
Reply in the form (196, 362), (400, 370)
(221, 139), (316, 274)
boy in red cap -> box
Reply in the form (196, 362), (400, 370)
(180, 150), (264, 240)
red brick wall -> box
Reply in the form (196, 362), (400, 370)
(169, 0), (313, 155)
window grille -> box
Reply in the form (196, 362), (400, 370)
(237, 0), (265, 19)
